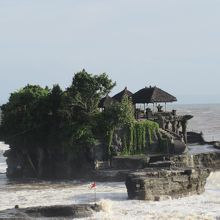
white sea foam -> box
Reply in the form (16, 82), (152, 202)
(99, 199), (112, 212)
(0, 142), (9, 153)
(0, 173), (219, 219)
(0, 142), (9, 173)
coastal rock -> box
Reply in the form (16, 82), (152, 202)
(0, 204), (100, 220)
(187, 131), (205, 144)
(214, 141), (220, 150)
(93, 150), (220, 182)
(169, 152), (220, 170)
(125, 168), (210, 201)
(111, 155), (150, 170)
(193, 152), (220, 169)
(4, 147), (94, 179)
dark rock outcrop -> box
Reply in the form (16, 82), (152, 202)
(168, 151), (220, 170)
(214, 142), (220, 150)
(3, 147), (94, 179)
(187, 131), (205, 144)
(193, 152), (220, 169)
(124, 148), (220, 201)
(92, 149), (220, 182)
(125, 168), (210, 201)
(0, 204), (100, 220)
(111, 155), (150, 170)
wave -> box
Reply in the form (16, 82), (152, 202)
(0, 142), (9, 153)
(0, 173), (219, 218)
(0, 142), (8, 174)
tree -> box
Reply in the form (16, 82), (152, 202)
(118, 94), (135, 126)
(0, 85), (50, 149)
(48, 84), (63, 115)
(102, 94), (135, 129)
(66, 69), (116, 115)
(0, 70), (117, 178)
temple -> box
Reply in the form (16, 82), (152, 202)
(96, 86), (217, 201)
(99, 86), (193, 154)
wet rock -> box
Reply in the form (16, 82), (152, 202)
(111, 155), (150, 170)
(125, 168), (210, 201)
(187, 131), (205, 144)
(0, 204), (100, 220)
(214, 142), (220, 150)
(193, 152), (220, 169)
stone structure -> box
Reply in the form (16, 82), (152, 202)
(151, 111), (193, 145)
(123, 146), (220, 201)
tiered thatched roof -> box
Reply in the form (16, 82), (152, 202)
(132, 86), (177, 104)
(99, 86), (177, 107)
(112, 87), (133, 102)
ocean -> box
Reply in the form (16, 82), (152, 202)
(0, 104), (220, 219)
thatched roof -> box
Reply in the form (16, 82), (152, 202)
(132, 86), (177, 104)
(98, 95), (115, 108)
(112, 87), (133, 102)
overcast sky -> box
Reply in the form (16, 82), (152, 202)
(0, 0), (220, 104)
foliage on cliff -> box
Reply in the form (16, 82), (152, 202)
(0, 70), (116, 170)
(0, 70), (166, 178)
(101, 94), (161, 156)
(120, 120), (160, 155)
(0, 85), (50, 148)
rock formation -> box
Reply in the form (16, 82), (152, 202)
(0, 204), (100, 220)
(126, 168), (210, 201)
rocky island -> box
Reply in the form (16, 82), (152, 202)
(1, 70), (220, 203)
(126, 168), (210, 201)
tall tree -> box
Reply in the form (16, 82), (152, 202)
(67, 69), (116, 115)
(0, 85), (50, 148)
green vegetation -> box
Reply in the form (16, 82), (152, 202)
(117, 120), (159, 155)
(0, 70), (115, 170)
(102, 94), (160, 156)
(0, 85), (50, 149)
(0, 70), (165, 178)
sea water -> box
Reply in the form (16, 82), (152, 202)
(0, 104), (220, 219)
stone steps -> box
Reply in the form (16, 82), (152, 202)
(148, 160), (174, 168)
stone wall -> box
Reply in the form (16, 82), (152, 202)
(111, 155), (150, 170)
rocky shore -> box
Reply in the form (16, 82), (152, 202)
(92, 148), (220, 180)
(3, 140), (220, 202)
(93, 146), (220, 201)
(0, 204), (100, 220)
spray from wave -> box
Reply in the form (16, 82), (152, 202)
(0, 142), (9, 153)
(99, 199), (112, 213)
(0, 142), (9, 174)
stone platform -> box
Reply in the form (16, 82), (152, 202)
(125, 168), (210, 201)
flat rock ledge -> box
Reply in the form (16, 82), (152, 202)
(125, 168), (210, 201)
(0, 204), (100, 220)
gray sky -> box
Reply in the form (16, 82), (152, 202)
(0, 0), (220, 104)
